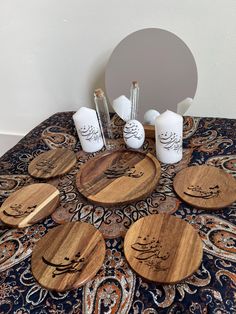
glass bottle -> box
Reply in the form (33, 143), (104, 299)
(94, 88), (114, 150)
(130, 81), (139, 120)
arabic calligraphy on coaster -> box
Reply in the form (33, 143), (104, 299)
(124, 214), (203, 284)
(28, 148), (77, 179)
(173, 165), (236, 209)
(76, 150), (161, 206)
(31, 222), (106, 291)
(0, 183), (60, 228)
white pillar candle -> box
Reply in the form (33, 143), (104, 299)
(73, 107), (104, 153)
(177, 97), (193, 115)
(112, 95), (131, 122)
(155, 110), (183, 164)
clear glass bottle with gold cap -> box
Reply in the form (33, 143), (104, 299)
(94, 88), (114, 150)
(123, 81), (145, 149)
(130, 81), (139, 120)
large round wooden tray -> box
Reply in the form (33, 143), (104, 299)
(76, 150), (161, 206)
(173, 165), (236, 209)
(28, 148), (77, 179)
(124, 214), (203, 284)
(0, 183), (60, 228)
(31, 222), (106, 292)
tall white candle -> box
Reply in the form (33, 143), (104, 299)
(155, 110), (183, 164)
(73, 107), (104, 153)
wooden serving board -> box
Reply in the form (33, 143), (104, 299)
(173, 165), (236, 209)
(0, 183), (60, 228)
(124, 213), (203, 284)
(31, 222), (106, 292)
(28, 148), (77, 179)
(76, 150), (161, 206)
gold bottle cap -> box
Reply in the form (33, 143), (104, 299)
(132, 81), (138, 87)
(94, 88), (104, 98)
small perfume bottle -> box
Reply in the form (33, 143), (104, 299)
(130, 81), (139, 120)
(94, 88), (114, 150)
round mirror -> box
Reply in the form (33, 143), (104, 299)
(105, 28), (198, 122)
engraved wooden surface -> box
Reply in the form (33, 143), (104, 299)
(0, 183), (60, 228)
(28, 148), (77, 179)
(144, 125), (155, 139)
(76, 150), (161, 206)
(31, 222), (106, 291)
(124, 214), (203, 284)
(173, 165), (236, 209)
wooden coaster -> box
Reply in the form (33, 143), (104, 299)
(0, 183), (60, 228)
(31, 222), (106, 291)
(173, 165), (236, 209)
(76, 150), (161, 206)
(124, 214), (203, 284)
(28, 148), (77, 179)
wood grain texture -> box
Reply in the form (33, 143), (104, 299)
(31, 222), (106, 291)
(0, 183), (60, 228)
(173, 165), (236, 209)
(144, 125), (155, 139)
(124, 213), (203, 284)
(28, 148), (77, 179)
(76, 150), (161, 206)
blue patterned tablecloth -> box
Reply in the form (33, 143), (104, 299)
(0, 112), (236, 314)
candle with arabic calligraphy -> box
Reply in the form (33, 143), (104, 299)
(155, 110), (183, 164)
(73, 107), (104, 153)
(123, 120), (145, 149)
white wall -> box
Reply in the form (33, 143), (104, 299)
(0, 133), (23, 157)
(0, 0), (236, 141)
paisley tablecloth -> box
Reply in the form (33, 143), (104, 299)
(0, 112), (236, 314)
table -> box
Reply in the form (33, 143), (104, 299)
(0, 112), (236, 313)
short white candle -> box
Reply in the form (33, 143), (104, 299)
(155, 110), (183, 164)
(112, 95), (131, 122)
(73, 107), (104, 153)
(144, 109), (160, 125)
(177, 97), (193, 115)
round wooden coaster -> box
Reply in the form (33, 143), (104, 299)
(0, 183), (60, 228)
(28, 148), (77, 179)
(173, 165), (236, 209)
(31, 222), (106, 291)
(76, 150), (161, 206)
(124, 214), (203, 284)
